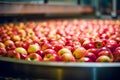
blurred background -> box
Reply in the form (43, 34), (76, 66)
(0, 0), (120, 20)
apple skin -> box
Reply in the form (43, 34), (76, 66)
(73, 47), (87, 59)
(15, 41), (23, 47)
(85, 52), (97, 62)
(61, 53), (76, 62)
(0, 37), (2, 42)
(114, 47), (120, 51)
(28, 44), (40, 53)
(82, 41), (95, 50)
(15, 47), (27, 55)
(43, 53), (60, 61)
(25, 53), (42, 61)
(4, 40), (16, 50)
(87, 48), (99, 56)
(96, 55), (111, 62)
(113, 48), (120, 62)
(7, 50), (20, 59)
(0, 47), (7, 56)
(97, 50), (114, 62)
(12, 35), (21, 41)
(100, 33), (109, 39)
(4, 40), (14, 46)
(99, 47), (111, 53)
(64, 46), (75, 53)
(78, 57), (93, 62)
(58, 48), (72, 56)
(36, 50), (44, 58)
(44, 49), (57, 55)
(22, 43), (29, 50)
(105, 39), (118, 52)
(6, 43), (16, 50)
(41, 43), (52, 51)
(0, 42), (5, 48)
(53, 43), (63, 52)
(43, 49), (59, 61)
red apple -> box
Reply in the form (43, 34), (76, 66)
(78, 57), (93, 62)
(15, 41), (23, 47)
(25, 53), (42, 61)
(105, 39), (118, 52)
(41, 43), (52, 51)
(87, 48), (99, 56)
(4, 40), (14, 46)
(61, 53), (76, 62)
(4, 40), (16, 50)
(43, 53), (60, 61)
(0, 47), (7, 56)
(44, 49), (57, 55)
(96, 55), (111, 62)
(113, 48), (120, 62)
(58, 48), (72, 56)
(73, 47), (87, 59)
(53, 43), (63, 52)
(98, 50), (114, 62)
(85, 52), (97, 61)
(64, 46), (74, 53)
(36, 50), (44, 57)
(82, 41), (95, 49)
(7, 50), (20, 59)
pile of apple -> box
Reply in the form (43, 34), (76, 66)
(0, 19), (120, 62)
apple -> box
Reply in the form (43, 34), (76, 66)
(28, 44), (40, 53)
(36, 50), (44, 57)
(43, 53), (60, 61)
(73, 47), (87, 59)
(4, 40), (16, 50)
(22, 43), (29, 50)
(0, 42), (5, 48)
(44, 49), (57, 55)
(78, 57), (92, 62)
(53, 43), (63, 52)
(7, 50), (20, 59)
(82, 41), (95, 49)
(113, 48), (120, 62)
(25, 53), (42, 61)
(15, 47), (27, 55)
(1, 19), (120, 62)
(41, 43), (52, 51)
(0, 37), (2, 42)
(87, 48), (99, 56)
(58, 48), (72, 56)
(99, 47), (111, 52)
(4, 40), (14, 46)
(61, 53), (76, 62)
(100, 33), (109, 39)
(12, 35), (21, 41)
(85, 52), (97, 61)
(105, 39), (118, 52)
(64, 46), (74, 53)
(98, 50), (114, 62)
(0, 47), (7, 56)
(96, 55), (111, 62)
